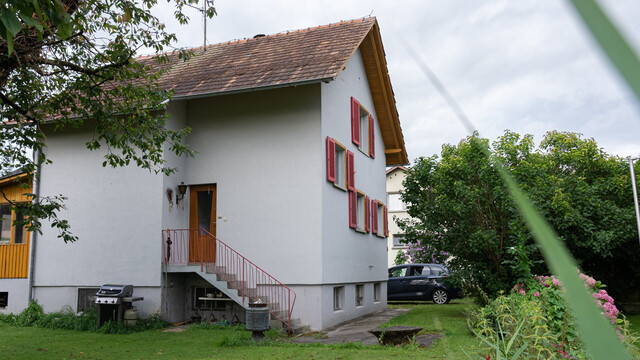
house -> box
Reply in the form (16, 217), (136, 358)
(0, 170), (32, 313)
(0, 17), (408, 331)
(386, 166), (410, 266)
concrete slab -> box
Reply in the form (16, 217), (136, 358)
(294, 308), (418, 345)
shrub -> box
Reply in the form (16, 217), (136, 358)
(469, 273), (640, 359)
(4, 301), (169, 334)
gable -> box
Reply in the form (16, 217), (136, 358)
(142, 17), (408, 165)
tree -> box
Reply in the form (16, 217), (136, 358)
(0, 0), (215, 242)
(399, 130), (639, 302)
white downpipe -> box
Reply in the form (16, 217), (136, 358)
(629, 157), (640, 246)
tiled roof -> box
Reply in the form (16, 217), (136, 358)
(137, 17), (408, 165)
(146, 18), (376, 98)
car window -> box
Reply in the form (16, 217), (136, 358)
(411, 266), (429, 276)
(389, 267), (407, 278)
(429, 265), (447, 276)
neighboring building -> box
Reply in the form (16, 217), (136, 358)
(0, 171), (32, 313)
(0, 17), (408, 331)
(386, 166), (409, 266)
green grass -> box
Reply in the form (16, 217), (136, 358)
(627, 315), (640, 335)
(0, 300), (478, 359)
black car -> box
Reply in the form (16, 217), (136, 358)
(387, 263), (462, 304)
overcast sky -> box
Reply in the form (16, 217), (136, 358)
(150, 0), (640, 163)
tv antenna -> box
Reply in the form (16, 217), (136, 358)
(185, 0), (216, 51)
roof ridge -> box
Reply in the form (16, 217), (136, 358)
(135, 16), (376, 59)
(214, 16), (375, 48)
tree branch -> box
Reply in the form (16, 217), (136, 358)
(0, 91), (37, 123)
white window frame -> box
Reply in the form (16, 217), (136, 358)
(373, 283), (381, 303)
(376, 201), (385, 238)
(358, 107), (369, 155)
(355, 284), (364, 307)
(387, 193), (406, 212)
(393, 234), (407, 248)
(334, 141), (347, 190)
(356, 191), (366, 232)
(333, 286), (344, 311)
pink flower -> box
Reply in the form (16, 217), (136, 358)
(534, 291), (540, 298)
(553, 278), (560, 287)
(519, 289), (526, 296)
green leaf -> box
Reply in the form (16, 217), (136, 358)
(0, 7), (22, 37)
(6, 29), (13, 55)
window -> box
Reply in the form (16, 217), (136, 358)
(373, 283), (381, 303)
(333, 286), (344, 310)
(0, 292), (6, 308)
(326, 137), (347, 189)
(355, 284), (364, 306)
(0, 205), (10, 244)
(0, 204), (27, 245)
(350, 97), (375, 158)
(372, 200), (387, 237)
(389, 267), (407, 278)
(393, 234), (407, 248)
(355, 191), (367, 232)
(387, 193), (406, 211)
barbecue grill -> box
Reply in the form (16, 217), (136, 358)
(94, 284), (142, 327)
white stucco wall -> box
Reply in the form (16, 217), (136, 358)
(319, 49), (389, 328)
(0, 279), (29, 314)
(386, 168), (410, 266)
(35, 123), (164, 314)
(172, 85), (323, 285)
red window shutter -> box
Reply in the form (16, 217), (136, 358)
(346, 150), (355, 191)
(348, 190), (357, 228)
(371, 199), (378, 235)
(369, 114), (375, 158)
(364, 195), (370, 232)
(351, 97), (360, 146)
(383, 205), (389, 236)
(326, 137), (335, 182)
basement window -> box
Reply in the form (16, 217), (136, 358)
(333, 286), (344, 311)
(0, 292), (7, 308)
(355, 284), (364, 307)
(374, 283), (381, 303)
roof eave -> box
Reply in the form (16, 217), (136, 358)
(171, 77), (335, 101)
(358, 20), (409, 166)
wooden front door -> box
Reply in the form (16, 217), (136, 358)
(189, 184), (217, 263)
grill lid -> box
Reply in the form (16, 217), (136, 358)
(96, 284), (133, 298)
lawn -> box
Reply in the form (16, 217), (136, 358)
(0, 299), (478, 360)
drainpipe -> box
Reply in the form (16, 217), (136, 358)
(27, 149), (42, 305)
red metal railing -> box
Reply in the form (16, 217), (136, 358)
(162, 229), (297, 330)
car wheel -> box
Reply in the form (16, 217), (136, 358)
(432, 289), (449, 304)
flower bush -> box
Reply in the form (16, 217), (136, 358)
(394, 241), (448, 265)
(469, 273), (640, 359)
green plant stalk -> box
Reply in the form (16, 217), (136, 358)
(567, 0), (640, 104)
(495, 161), (631, 360)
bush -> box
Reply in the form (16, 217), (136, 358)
(468, 273), (640, 359)
(3, 301), (169, 334)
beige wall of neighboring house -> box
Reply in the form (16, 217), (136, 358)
(386, 167), (409, 266)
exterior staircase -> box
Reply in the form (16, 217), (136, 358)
(162, 229), (300, 332)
